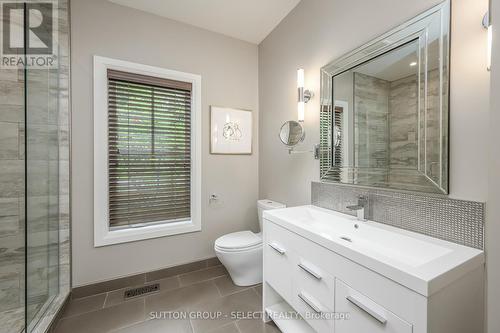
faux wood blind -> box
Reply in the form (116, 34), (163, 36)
(107, 69), (192, 227)
(319, 104), (332, 177)
(334, 107), (343, 166)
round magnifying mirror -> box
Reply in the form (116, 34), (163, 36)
(279, 120), (305, 147)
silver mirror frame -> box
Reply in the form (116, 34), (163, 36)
(320, 1), (450, 194)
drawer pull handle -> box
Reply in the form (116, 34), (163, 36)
(346, 295), (387, 325)
(298, 292), (322, 314)
(268, 243), (286, 255)
(298, 263), (322, 280)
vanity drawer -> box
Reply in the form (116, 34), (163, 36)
(292, 290), (334, 333)
(293, 228), (337, 275)
(292, 256), (335, 333)
(335, 279), (413, 333)
(263, 221), (296, 303)
(294, 257), (335, 309)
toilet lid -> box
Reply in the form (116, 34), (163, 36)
(215, 231), (262, 250)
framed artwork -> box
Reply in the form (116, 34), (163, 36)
(210, 106), (252, 154)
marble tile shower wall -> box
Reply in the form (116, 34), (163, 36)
(388, 69), (442, 182)
(311, 182), (484, 249)
(388, 74), (418, 168)
(350, 70), (443, 191)
(0, 66), (25, 320)
(353, 72), (390, 173)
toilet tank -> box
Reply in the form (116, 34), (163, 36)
(257, 199), (286, 231)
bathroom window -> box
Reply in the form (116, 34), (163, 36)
(93, 56), (201, 246)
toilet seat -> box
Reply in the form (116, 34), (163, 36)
(215, 231), (262, 252)
(215, 242), (261, 253)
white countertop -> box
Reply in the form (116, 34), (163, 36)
(263, 205), (484, 297)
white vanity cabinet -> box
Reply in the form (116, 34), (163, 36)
(264, 221), (334, 333)
(262, 206), (485, 333)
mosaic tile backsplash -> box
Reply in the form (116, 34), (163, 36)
(311, 182), (484, 249)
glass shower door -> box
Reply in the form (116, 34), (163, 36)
(25, 20), (60, 333)
(0, 1), (68, 332)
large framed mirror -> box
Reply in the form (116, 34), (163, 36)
(320, 1), (450, 194)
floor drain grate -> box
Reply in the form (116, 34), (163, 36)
(124, 283), (160, 299)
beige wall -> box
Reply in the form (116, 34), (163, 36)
(487, 0), (500, 332)
(71, 0), (259, 286)
(258, 0), (490, 205)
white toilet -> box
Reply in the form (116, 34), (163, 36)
(214, 199), (286, 286)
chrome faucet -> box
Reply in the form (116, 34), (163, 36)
(346, 195), (368, 221)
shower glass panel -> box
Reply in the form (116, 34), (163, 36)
(25, 65), (60, 330)
(0, 1), (69, 332)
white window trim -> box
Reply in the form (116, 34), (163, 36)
(93, 55), (202, 247)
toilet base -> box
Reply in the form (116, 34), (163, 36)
(215, 245), (263, 287)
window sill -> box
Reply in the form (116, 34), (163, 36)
(94, 220), (201, 247)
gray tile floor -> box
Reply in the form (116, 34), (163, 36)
(53, 265), (280, 333)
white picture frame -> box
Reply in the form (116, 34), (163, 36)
(210, 106), (252, 155)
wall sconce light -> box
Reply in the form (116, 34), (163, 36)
(297, 68), (313, 122)
(483, 9), (492, 71)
